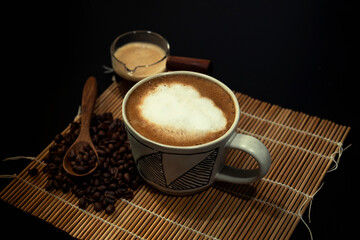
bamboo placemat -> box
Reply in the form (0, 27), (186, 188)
(1, 81), (350, 240)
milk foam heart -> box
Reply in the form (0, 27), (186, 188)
(126, 74), (236, 146)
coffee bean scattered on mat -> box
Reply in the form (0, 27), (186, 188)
(39, 112), (142, 214)
(27, 167), (39, 177)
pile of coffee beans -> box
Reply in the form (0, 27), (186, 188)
(40, 112), (142, 214)
(67, 144), (97, 174)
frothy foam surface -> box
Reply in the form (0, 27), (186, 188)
(140, 83), (227, 135)
(126, 74), (236, 146)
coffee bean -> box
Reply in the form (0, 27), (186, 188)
(92, 191), (101, 201)
(48, 163), (57, 171)
(53, 180), (61, 189)
(94, 201), (103, 212)
(105, 197), (115, 204)
(118, 160), (126, 165)
(85, 185), (92, 194)
(76, 190), (85, 198)
(124, 190), (133, 199)
(93, 178), (100, 186)
(105, 204), (115, 215)
(110, 157), (118, 166)
(118, 165), (124, 172)
(131, 179), (139, 190)
(98, 130), (106, 137)
(115, 188), (126, 198)
(126, 153), (133, 160)
(76, 165), (87, 173)
(103, 177), (111, 185)
(110, 167), (118, 177)
(108, 183), (117, 190)
(105, 112), (113, 121)
(97, 185), (107, 192)
(119, 147), (126, 154)
(54, 134), (64, 143)
(45, 180), (53, 190)
(103, 161), (109, 170)
(91, 126), (97, 134)
(62, 183), (70, 193)
(104, 191), (115, 198)
(123, 172), (131, 183)
(79, 197), (88, 209)
(28, 167), (38, 176)
(103, 172), (111, 178)
(108, 143), (115, 151)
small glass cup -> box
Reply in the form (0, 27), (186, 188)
(110, 30), (170, 82)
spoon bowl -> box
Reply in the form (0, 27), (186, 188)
(63, 141), (99, 177)
(63, 76), (99, 177)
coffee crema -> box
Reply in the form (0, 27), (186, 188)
(125, 74), (236, 146)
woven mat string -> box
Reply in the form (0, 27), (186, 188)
(103, 65), (114, 74)
(2, 156), (45, 165)
(300, 182), (325, 240)
(0, 174), (17, 179)
(1, 156), (43, 179)
(328, 143), (351, 173)
(3, 156), (36, 161)
(74, 106), (82, 121)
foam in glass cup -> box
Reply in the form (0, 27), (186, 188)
(110, 30), (170, 82)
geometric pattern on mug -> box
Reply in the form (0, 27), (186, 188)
(167, 148), (218, 190)
(137, 148), (219, 190)
(137, 152), (166, 187)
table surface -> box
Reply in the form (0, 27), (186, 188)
(1, 1), (356, 239)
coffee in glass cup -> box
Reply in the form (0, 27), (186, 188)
(110, 30), (169, 81)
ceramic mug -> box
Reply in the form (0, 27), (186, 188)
(122, 71), (271, 195)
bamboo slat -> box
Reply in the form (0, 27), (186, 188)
(1, 82), (351, 240)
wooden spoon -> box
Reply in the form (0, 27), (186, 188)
(63, 76), (99, 177)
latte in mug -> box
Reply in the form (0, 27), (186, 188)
(125, 74), (236, 146)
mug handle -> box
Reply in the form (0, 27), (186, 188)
(215, 133), (271, 184)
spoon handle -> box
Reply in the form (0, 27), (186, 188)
(78, 76), (98, 141)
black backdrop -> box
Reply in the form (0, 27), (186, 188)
(1, 1), (356, 239)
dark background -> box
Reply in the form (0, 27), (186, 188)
(1, 1), (356, 239)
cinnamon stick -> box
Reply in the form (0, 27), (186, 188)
(166, 55), (212, 74)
